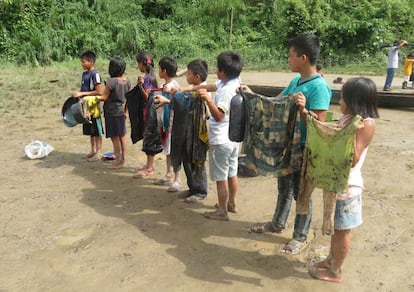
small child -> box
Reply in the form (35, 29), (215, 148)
(134, 56), (179, 182)
(136, 51), (158, 99)
(316, 64), (325, 78)
(98, 56), (131, 169)
(132, 51), (159, 177)
(402, 53), (414, 89)
(189, 51), (243, 220)
(73, 50), (103, 161)
(155, 59), (210, 200)
(302, 77), (379, 283)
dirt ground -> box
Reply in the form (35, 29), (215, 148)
(1, 71), (413, 292)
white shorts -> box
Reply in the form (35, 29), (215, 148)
(208, 142), (239, 181)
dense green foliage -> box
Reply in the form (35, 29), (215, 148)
(1, 0), (414, 69)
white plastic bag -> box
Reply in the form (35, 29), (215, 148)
(24, 141), (54, 159)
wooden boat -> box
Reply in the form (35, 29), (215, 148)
(248, 85), (414, 108)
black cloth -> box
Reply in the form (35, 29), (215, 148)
(171, 91), (208, 195)
(126, 84), (146, 144)
(142, 93), (163, 156)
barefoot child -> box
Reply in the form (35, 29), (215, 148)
(73, 50), (103, 161)
(303, 77), (379, 283)
(98, 57), (131, 169)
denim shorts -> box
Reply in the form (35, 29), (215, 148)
(334, 193), (362, 230)
(209, 142), (239, 181)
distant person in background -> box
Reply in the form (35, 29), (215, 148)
(73, 50), (103, 161)
(316, 64), (325, 78)
(402, 52), (414, 89)
(383, 39), (408, 91)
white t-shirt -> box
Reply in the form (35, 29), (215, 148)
(208, 78), (241, 145)
(387, 46), (399, 68)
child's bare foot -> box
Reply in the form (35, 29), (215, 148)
(133, 167), (154, 178)
(227, 201), (238, 213)
(84, 151), (96, 159)
(313, 258), (332, 269)
(107, 160), (124, 169)
(309, 267), (343, 283)
(87, 152), (102, 162)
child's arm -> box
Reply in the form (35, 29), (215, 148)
(153, 95), (170, 109)
(198, 89), (225, 121)
(170, 83), (216, 95)
(97, 84), (111, 102)
(73, 83), (103, 98)
(353, 119), (375, 166)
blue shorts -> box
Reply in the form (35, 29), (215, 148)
(208, 142), (239, 181)
(334, 193), (362, 230)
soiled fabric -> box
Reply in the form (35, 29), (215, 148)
(297, 115), (362, 235)
(142, 93), (163, 156)
(170, 91), (209, 194)
(237, 91), (302, 177)
(126, 84), (146, 144)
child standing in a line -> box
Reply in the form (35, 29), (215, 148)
(190, 51), (243, 220)
(135, 56), (179, 183)
(304, 77), (379, 283)
(155, 59), (210, 199)
(73, 50), (103, 161)
(155, 56), (179, 187)
(132, 51), (159, 178)
(98, 57), (131, 169)
(136, 51), (158, 100)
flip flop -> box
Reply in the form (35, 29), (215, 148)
(167, 182), (182, 192)
(309, 266), (343, 283)
(214, 203), (238, 213)
(282, 239), (309, 254)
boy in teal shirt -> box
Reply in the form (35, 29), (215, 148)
(250, 34), (331, 254)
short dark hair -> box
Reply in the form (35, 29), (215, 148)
(288, 34), (320, 65)
(159, 56), (177, 77)
(342, 77), (379, 119)
(187, 59), (208, 82)
(108, 56), (126, 78)
(79, 50), (96, 63)
(217, 51), (243, 79)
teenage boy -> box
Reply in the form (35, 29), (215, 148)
(248, 34), (332, 254)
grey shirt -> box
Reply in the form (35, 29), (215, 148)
(103, 77), (131, 117)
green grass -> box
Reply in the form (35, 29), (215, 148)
(0, 56), (389, 116)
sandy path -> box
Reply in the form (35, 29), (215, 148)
(0, 71), (413, 291)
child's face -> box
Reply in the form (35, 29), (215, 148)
(81, 58), (94, 70)
(216, 68), (225, 81)
(159, 67), (167, 79)
(287, 47), (305, 72)
(138, 62), (146, 73)
(339, 94), (349, 115)
(186, 69), (201, 85)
